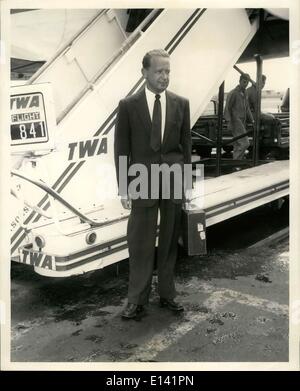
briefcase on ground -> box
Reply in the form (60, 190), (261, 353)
(181, 206), (207, 256)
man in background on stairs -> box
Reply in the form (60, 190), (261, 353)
(247, 74), (276, 124)
(224, 73), (254, 160)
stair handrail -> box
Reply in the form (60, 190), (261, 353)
(11, 169), (127, 228)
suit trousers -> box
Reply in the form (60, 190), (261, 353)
(127, 198), (182, 305)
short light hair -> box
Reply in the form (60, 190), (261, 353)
(142, 49), (170, 69)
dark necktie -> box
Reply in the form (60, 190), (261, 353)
(151, 94), (162, 152)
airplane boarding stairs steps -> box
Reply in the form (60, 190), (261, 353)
(11, 8), (261, 262)
(26, 9), (134, 124)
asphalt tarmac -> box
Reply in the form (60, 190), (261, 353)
(10, 201), (289, 363)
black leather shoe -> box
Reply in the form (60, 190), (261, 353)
(121, 303), (144, 319)
(160, 298), (184, 312)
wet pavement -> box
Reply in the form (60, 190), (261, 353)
(11, 204), (289, 362)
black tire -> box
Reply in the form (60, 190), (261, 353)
(196, 146), (212, 158)
(223, 145), (233, 153)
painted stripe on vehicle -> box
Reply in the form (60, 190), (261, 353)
(11, 161), (86, 253)
(206, 181), (289, 219)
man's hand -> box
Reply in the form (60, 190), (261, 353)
(183, 189), (194, 210)
(120, 196), (131, 210)
(184, 189), (193, 203)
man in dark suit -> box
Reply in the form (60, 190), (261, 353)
(114, 49), (192, 319)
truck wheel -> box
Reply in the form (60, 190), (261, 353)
(196, 146), (212, 158)
(223, 146), (233, 153)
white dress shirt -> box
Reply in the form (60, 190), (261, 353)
(145, 86), (166, 142)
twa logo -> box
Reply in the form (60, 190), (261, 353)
(11, 94), (41, 110)
(19, 249), (56, 270)
(68, 137), (107, 161)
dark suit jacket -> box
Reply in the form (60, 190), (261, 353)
(114, 88), (192, 207)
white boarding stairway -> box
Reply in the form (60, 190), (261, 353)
(27, 9), (131, 123)
(11, 9), (260, 273)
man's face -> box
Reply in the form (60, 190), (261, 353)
(239, 78), (249, 91)
(142, 56), (170, 93)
